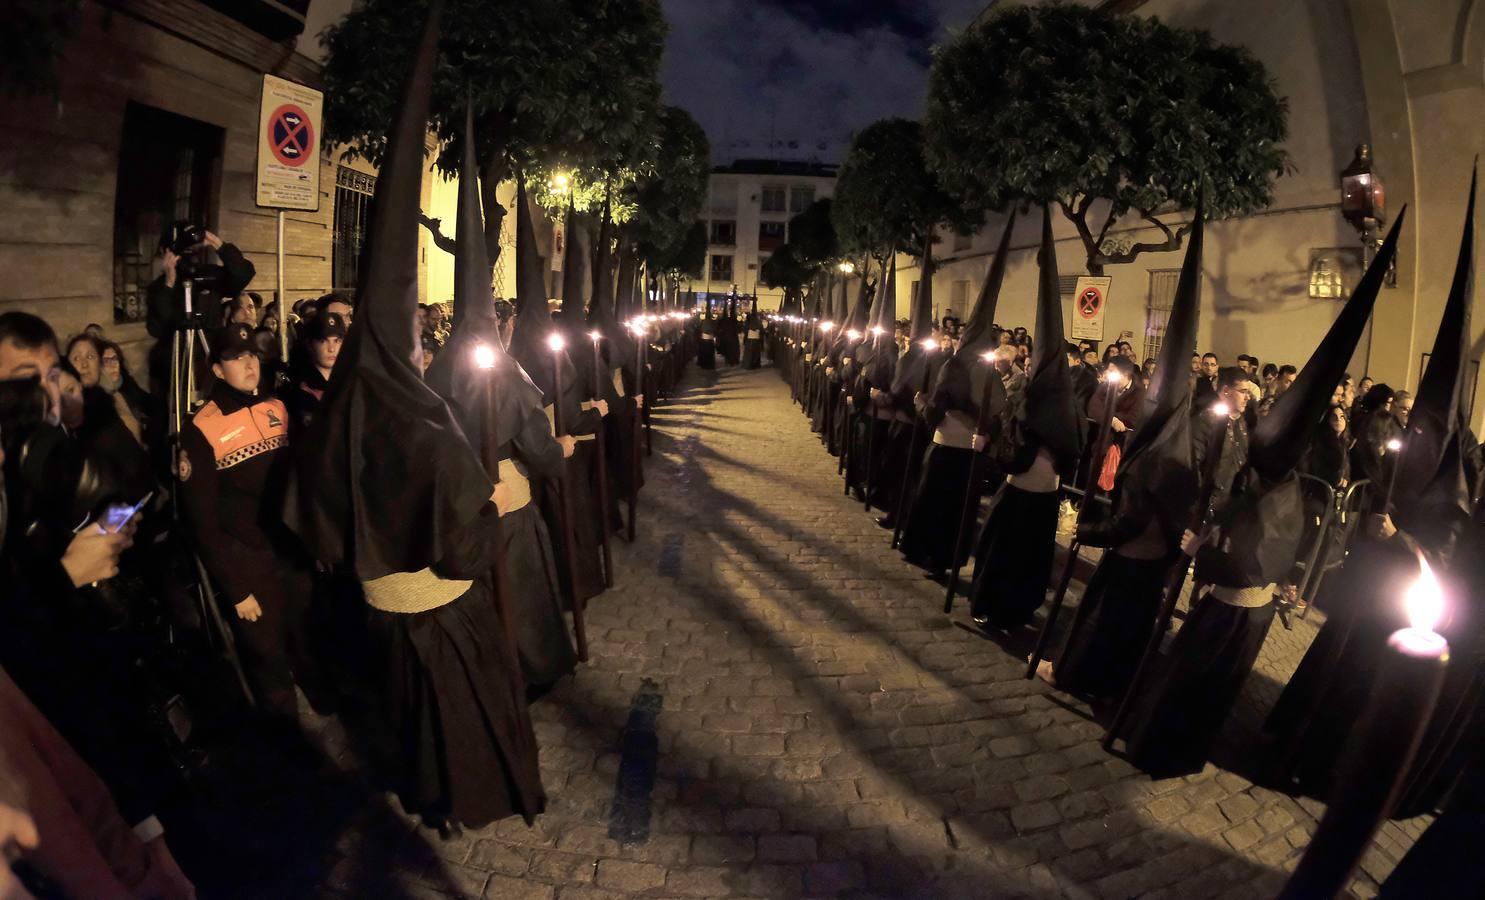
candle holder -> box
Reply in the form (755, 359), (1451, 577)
(1278, 556), (1449, 899)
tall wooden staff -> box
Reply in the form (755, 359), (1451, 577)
(589, 331), (615, 587)
(891, 339), (938, 550)
(863, 326), (886, 512)
(627, 318), (646, 542)
(476, 345), (524, 674)
(1024, 368), (1124, 678)
(944, 353), (999, 614)
(547, 332), (589, 661)
(1102, 401), (1232, 750)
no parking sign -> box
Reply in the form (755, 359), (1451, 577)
(1070, 275), (1111, 342)
(256, 74), (322, 210)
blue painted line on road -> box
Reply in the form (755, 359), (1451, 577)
(607, 678), (663, 845)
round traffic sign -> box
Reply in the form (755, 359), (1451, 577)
(1077, 286), (1103, 319)
(269, 104), (314, 167)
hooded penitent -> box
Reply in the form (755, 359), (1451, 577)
(1250, 210), (1406, 483)
(284, 3), (494, 581)
(890, 235), (938, 398)
(859, 251), (900, 387)
(589, 194), (636, 371)
(424, 98), (544, 453)
(1392, 169), (1475, 547)
(509, 179), (576, 401)
(930, 211), (1017, 419)
(559, 201), (591, 329)
(1219, 209), (1405, 587)
(1113, 197), (1205, 528)
(830, 265), (874, 361)
(1018, 206), (1085, 474)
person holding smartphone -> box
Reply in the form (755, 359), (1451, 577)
(179, 324), (332, 723)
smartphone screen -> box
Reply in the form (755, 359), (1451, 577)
(103, 491), (153, 533)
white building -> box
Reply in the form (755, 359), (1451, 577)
(699, 160), (837, 311)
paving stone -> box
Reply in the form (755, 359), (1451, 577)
(290, 366), (1423, 900)
(757, 833), (819, 863)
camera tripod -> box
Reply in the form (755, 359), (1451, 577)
(166, 277), (255, 707)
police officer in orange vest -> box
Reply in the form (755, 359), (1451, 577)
(179, 323), (331, 720)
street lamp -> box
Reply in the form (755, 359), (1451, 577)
(1340, 144), (1386, 273)
(837, 261), (855, 275)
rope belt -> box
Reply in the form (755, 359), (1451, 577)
(363, 568), (471, 614)
(932, 411), (974, 449)
(1209, 584), (1275, 608)
(498, 458), (531, 517)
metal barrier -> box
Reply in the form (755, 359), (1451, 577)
(1290, 476), (1373, 618)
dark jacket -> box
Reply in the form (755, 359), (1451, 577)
(179, 380), (294, 608)
(145, 242), (255, 386)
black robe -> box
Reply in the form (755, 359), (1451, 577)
(366, 504), (546, 829)
(1119, 470), (1304, 777)
(539, 362), (606, 608)
(742, 314), (763, 369)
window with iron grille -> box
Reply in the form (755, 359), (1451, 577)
(1144, 269), (1181, 361)
(760, 185), (786, 213)
(333, 166), (377, 290)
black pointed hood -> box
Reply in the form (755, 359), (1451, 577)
(958, 211), (1016, 359)
(589, 194), (636, 372)
(1019, 206), (1084, 470)
(1395, 169), (1475, 535)
(890, 236), (939, 397)
(284, 2), (494, 581)
(831, 263), (874, 359)
(559, 200), (590, 325)
(509, 178), (576, 401)
(861, 252), (900, 387)
(1249, 208), (1406, 481)
(425, 96), (543, 454)
(1114, 197), (1205, 526)
(832, 265), (851, 324)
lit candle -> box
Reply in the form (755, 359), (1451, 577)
(846, 329), (861, 342)
(1380, 436), (1404, 513)
(1278, 555), (1449, 900)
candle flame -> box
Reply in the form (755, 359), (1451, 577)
(546, 333), (566, 353)
(820, 321), (836, 332)
(846, 329), (861, 341)
(1104, 368), (1123, 385)
(869, 326), (885, 337)
(919, 338), (937, 352)
(589, 330), (602, 342)
(1405, 553), (1445, 635)
(473, 344), (497, 370)
(981, 351), (995, 363)
(1211, 402), (1231, 418)
(1386, 438), (1403, 453)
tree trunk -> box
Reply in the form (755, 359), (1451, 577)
(478, 154), (511, 277)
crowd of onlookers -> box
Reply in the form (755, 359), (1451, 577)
(0, 223), (503, 898)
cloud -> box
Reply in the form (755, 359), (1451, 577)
(661, 0), (987, 164)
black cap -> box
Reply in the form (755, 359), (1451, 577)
(211, 323), (258, 362)
(305, 311), (348, 342)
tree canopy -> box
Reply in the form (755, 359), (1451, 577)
(320, 0), (666, 263)
(832, 118), (973, 258)
(924, 4), (1289, 274)
(786, 198), (840, 270)
(628, 106), (712, 276)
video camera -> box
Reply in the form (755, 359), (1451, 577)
(161, 221), (225, 295)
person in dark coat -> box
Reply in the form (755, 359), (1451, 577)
(742, 301), (764, 369)
(1040, 209), (1206, 699)
(969, 210), (1085, 630)
(425, 106), (578, 692)
(282, 10), (544, 836)
(899, 217), (1014, 576)
(1116, 209), (1403, 778)
(1267, 182), (1481, 817)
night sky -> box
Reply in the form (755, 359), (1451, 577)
(661, 0), (989, 164)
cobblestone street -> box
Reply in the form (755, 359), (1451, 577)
(307, 363), (1427, 900)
